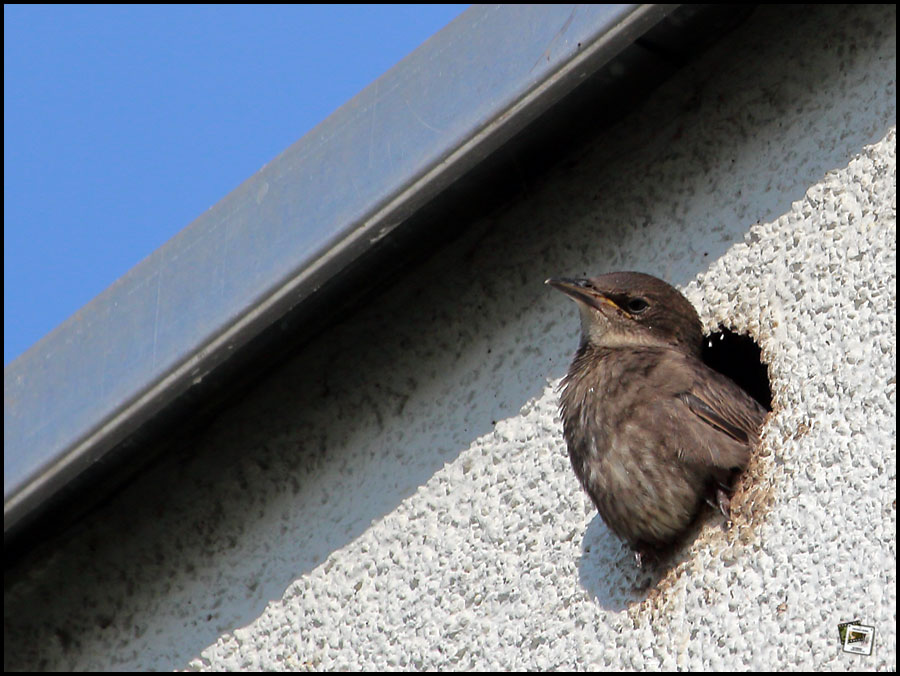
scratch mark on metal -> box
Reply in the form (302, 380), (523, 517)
(531, 7), (577, 73)
(405, 99), (444, 135)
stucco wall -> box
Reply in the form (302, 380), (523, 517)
(5, 4), (895, 670)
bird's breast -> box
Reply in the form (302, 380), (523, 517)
(558, 347), (699, 546)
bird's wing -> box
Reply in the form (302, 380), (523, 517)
(663, 355), (768, 471)
(679, 390), (752, 445)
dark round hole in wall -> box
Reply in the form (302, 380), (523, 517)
(702, 326), (772, 411)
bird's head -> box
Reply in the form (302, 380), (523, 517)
(546, 271), (703, 355)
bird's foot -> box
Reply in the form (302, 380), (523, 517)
(711, 487), (733, 527)
(633, 547), (659, 568)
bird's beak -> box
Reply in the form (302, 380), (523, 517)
(545, 277), (619, 314)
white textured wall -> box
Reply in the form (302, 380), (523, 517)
(5, 5), (896, 671)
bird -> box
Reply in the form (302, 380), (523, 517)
(546, 271), (767, 566)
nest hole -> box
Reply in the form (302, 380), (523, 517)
(702, 326), (772, 411)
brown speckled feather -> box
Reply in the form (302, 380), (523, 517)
(549, 272), (767, 556)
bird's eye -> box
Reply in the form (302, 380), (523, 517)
(626, 298), (649, 314)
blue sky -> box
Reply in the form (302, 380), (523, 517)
(3, 4), (467, 364)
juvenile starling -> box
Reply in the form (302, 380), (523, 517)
(547, 272), (767, 565)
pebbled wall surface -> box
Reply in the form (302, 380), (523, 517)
(4, 4), (895, 671)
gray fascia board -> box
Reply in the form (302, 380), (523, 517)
(3, 4), (674, 533)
